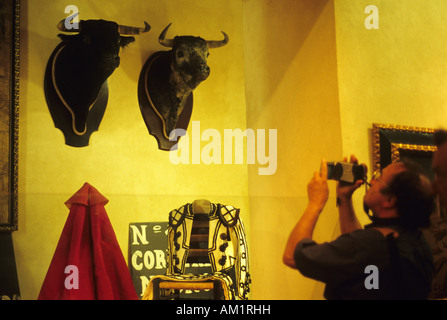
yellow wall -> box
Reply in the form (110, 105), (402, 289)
(334, 0), (447, 226)
(16, 0), (249, 299)
(243, 0), (343, 299)
(244, 0), (447, 299)
(12, 0), (447, 300)
(335, 0), (447, 154)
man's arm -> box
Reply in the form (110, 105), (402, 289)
(283, 160), (329, 269)
(337, 194), (363, 234)
(282, 202), (325, 269)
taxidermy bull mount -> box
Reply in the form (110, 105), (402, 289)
(138, 23), (229, 151)
(44, 19), (150, 147)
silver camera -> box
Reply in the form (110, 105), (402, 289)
(326, 162), (366, 184)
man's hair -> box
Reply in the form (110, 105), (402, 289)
(382, 160), (435, 229)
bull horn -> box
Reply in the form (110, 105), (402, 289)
(206, 31), (229, 49)
(158, 23), (175, 47)
(118, 21), (151, 35)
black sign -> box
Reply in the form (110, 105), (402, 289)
(128, 222), (169, 298)
(129, 222), (214, 299)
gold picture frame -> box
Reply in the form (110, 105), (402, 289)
(390, 143), (438, 165)
(0, 0), (19, 231)
(372, 123), (437, 180)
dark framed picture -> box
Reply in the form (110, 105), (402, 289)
(372, 123), (447, 299)
(372, 123), (437, 180)
(0, 0), (19, 231)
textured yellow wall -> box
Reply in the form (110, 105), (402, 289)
(244, 0), (447, 300)
(16, 0), (248, 299)
(335, 0), (447, 226)
(244, 0), (343, 299)
(336, 0), (447, 159)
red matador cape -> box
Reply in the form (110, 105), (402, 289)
(38, 183), (138, 300)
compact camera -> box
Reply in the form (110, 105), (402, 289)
(326, 162), (366, 184)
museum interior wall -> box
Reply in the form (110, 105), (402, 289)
(9, 0), (447, 300)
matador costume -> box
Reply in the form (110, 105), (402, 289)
(143, 200), (250, 300)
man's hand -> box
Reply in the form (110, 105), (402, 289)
(307, 159), (329, 211)
(283, 159), (329, 269)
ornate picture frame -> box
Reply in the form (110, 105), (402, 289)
(0, 0), (19, 231)
(372, 123), (437, 180)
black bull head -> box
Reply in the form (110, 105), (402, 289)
(138, 24), (229, 150)
(159, 23), (229, 93)
(44, 19), (150, 147)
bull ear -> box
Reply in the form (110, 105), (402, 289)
(120, 36), (135, 47)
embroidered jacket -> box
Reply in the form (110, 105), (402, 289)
(167, 201), (251, 299)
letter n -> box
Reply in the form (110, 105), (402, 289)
(364, 265), (379, 290)
(364, 5), (379, 30)
(64, 265), (79, 290)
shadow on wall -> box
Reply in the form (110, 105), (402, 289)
(248, 0), (329, 109)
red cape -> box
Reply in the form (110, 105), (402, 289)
(38, 183), (138, 300)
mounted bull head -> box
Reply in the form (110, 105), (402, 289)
(138, 23), (229, 150)
(159, 23), (229, 93)
(44, 19), (150, 147)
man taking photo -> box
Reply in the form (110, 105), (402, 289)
(283, 156), (435, 299)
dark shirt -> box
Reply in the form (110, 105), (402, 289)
(293, 223), (433, 299)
